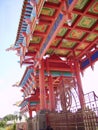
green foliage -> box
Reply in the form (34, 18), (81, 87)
(4, 122), (16, 130)
(3, 115), (17, 122)
(0, 127), (6, 130)
(0, 120), (6, 128)
(0, 114), (17, 129)
(12, 122), (16, 130)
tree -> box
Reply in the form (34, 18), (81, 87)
(0, 120), (6, 127)
(3, 114), (16, 121)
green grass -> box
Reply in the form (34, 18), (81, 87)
(0, 127), (6, 130)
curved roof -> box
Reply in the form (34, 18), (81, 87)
(14, 0), (98, 71)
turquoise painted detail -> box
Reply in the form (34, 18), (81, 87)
(30, 101), (39, 105)
(50, 71), (72, 77)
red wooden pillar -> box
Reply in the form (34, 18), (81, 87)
(74, 60), (85, 108)
(39, 60), (46, 110)
(28, 103), (32, 118)
(29, 109), (32, 118)
(48, 76), (55, 111)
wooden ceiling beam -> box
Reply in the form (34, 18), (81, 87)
(22, 61), (34, 65)
(72, 10), (98, 19)
(47, 59), (67, 63)
(44, 2), (60, 10)
(48, 67), (71, 72)
(40, 15), (55, 22)
(63, 24), (98, 35)
(65, 0), (95, 37)
(24, 57), (34, 62)
(34, 0), (77, 68)
(77, 38), (98, 59)
(76, 27), (98, 35)
(45, 1), (96, 56)
(39, 20), (51, 25)
(33, 31), (47, 37)
(61, 1), (98, 59)
(74, 20), (98, 54)
(56, 36), (81, 43)
(50, 46), (72, 51)
(25, 52), (36, 56)
(29, 43), (40, 48)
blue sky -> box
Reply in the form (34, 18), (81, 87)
(0, 0), (25, 117)
(0, 0), (98, 118)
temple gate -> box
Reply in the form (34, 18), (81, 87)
(7, 0), (98, 129)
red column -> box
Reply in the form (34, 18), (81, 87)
(29, 109), (32, 118)
(74, 60), (85, 108)
(28, 103), (32, 118)
(39, 60), (46, 110)
(48, 76), (55, 111)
